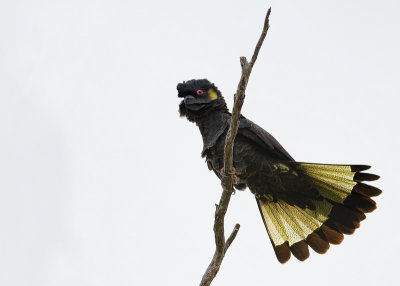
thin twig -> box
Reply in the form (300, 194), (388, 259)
(199, 8), (272, 286)
(225, 223), (241, 250)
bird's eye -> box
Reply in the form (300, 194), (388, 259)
(196, 89), (204, 95)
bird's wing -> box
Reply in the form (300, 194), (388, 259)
(238, 117), (294, 161)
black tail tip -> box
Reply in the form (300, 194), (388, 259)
(353, 172), (380, 182)
(350, 165), (371, 172)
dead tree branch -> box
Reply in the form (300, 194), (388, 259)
(199, 8), (272, 286)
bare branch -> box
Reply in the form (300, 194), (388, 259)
(240, 57), (249, 71)
(199, 8), (272, 286)
(250, 8), (271, 67)
(225, 224), (241, 250)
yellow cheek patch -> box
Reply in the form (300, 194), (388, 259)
(208, 88), (218, 101)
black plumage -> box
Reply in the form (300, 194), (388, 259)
(177, 78), (381, 263)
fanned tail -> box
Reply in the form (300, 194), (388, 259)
(257, 163), (381, 263)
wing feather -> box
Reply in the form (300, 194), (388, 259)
(239, 117), (294, 161)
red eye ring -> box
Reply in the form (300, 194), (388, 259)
(196, 89), (204, 95)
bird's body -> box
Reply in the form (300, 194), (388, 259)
(177, 79), (381, 263)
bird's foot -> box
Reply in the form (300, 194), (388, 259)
(220, 167), (241, 190)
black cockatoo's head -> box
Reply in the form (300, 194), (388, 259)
(177, 79), (228, 122)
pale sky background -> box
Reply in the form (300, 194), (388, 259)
(1, 0), (399, 285)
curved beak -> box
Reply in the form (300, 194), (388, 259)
(182, 95), (207, 111)
(184, 95), (196, 104)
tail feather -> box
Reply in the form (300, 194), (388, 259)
(343, 194), (376, 213)
(354, 173), (380, 182)
(290, 241), (310, 261)
(319, 224), (344, 244)
(257, 162), (381, 263)
(305, 231), (330, 254)
(353, 183), (382, 197)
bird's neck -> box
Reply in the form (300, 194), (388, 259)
(196, 110), (230, 153)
